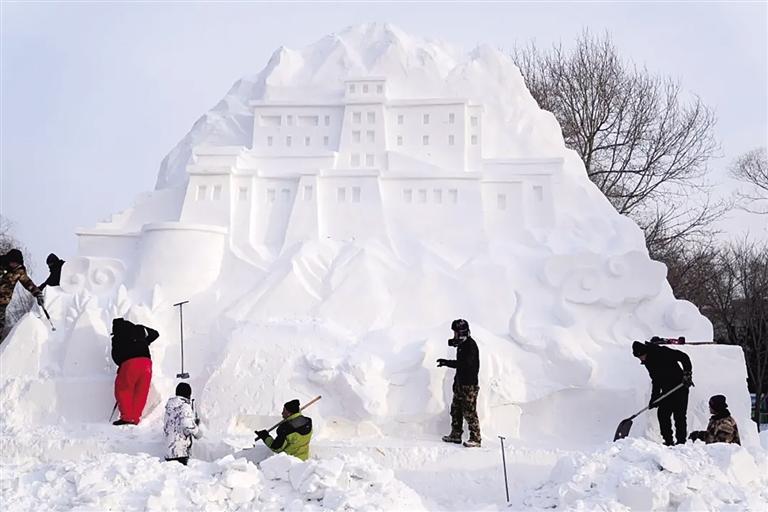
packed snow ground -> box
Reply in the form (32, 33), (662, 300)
(2, 420), (767, 511)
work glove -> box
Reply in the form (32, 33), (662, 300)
(648, 397), (659, 409)
(682, 371), (694, 387)
(255, 429), (269, 441)
(36, 294), (45, 307)
(436, 358), (448, 368)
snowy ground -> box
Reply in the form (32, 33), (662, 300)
(2, 417), (767, 511)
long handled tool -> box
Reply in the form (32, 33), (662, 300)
(109, 401), (118, 422)
(613, 383), (685, 441)
(254, 395), (321, 445)
(40, 305), (56, 331)
(174, 300), (190, 379)
(499, 435), (510, 503)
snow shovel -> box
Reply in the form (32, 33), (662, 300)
(254, 395), (321, 445)
(613, 383), (685, 441)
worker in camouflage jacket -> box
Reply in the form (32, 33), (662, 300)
(438, 319), (482, 447)
(164, 382), (202, 465)
(0, 249), (44, 336)
(689, 394), (741, 445)
(256, 399), (313, 461)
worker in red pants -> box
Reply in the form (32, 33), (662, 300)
(110, 318), (159, 425)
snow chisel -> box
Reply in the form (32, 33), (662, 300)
(499, 435), (510, 503)
(254, 395), (321, 444)
(613, 383), (685, 441)
(41, 305), (56, 331)
(174, 300), (190, 379)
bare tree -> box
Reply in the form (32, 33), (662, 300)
(513, 31), (724, 253)
(731, 147), (768, 214)
(702, 240), (768, 429)
(0, 216), (35, 338)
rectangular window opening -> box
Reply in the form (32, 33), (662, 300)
(267, 188), (276, 203)
(448, 134), (455, 146)
(196, 185), (207, 201)
(352, 186), (361, 203)
(497, 193), (507, 210)
(366, 130), (375, 143)
(533, 185), (544, 202)
(434, 189), (442, 203)
(367, 112), (375, 124)
(212, 185), (222, 200)
(365, 154), (375, 167)
(267, 136), (273, 147)
(304, 185), (314, 201)
(353, 131), (361, 143)
(396, 135), (403, 146)
(351, 154), (361, 167)
(449, 188), (458, 204)
(281, 189), (291, 202)
(403, 189), (413, 203)
(449, 113), (455, 124)
(337, 187), (346, 202)
(418, 189), (427, 203)
(423, 114), (430, 124)
(397, 114), (404, 125)
(304, 136), (311, 146)
(238, 186), (248, 202)
(423, 135), (429, 146)
(353, 112), (362, 124)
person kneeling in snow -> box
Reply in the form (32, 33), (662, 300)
(110, 317), (159, 425)
(689, 394), (740, 445)
(438, 319), (482, 447)
(164, 383), (202, 465)
(256, 399), (312, 461)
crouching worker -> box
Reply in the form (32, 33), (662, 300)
(255, 399), (312, 461)
(689, 395), (741, 445)
(164, 383), (202, 465)
(111, 317), (159, 425)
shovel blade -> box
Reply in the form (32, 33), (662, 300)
(614, 417), (634, 441)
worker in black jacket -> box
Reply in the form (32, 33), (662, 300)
(111, 317), (159, 426)
(437, 319), (481, 447)
(632, 341), (694, 445)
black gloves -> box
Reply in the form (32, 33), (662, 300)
(194, 418), (200, 426)
(648, 397), (659, 409)
(682, 371), (694, 387)
(255, 429), (269, 441)
(36, 294), (45, 307)
(436, 358), (448, 367)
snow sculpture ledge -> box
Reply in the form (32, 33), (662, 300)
(4, 24), (752, 448)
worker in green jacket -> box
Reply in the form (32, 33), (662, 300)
(256, 399), (313, 461)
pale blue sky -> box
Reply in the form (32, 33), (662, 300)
(2, 2), (766, 277)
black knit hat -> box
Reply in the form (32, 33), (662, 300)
(284, 399), (300, 414)
(632, 341), (648, 356)
(46, 253), (60, 265)
(176, 382), (192, 399)
(709, 394), (728, 412)
(6, 249), (23, 264)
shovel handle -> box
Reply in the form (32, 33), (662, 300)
(630, 382), (685, 419)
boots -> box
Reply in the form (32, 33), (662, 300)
(463, 438), (481, 448)
(442, 434), (462, 444)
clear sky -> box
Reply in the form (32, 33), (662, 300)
(2, 1), (766, 279)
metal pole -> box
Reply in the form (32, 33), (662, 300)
(499, 435), (510, 503)
(174, 300), (190, 379)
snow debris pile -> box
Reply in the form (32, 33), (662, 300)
(524, 438), (768, 511)
(0, 451), (425, 512)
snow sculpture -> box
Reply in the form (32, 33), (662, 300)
(4, 24), (756, 448)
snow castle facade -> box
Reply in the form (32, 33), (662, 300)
(76, 78), (562, 295)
